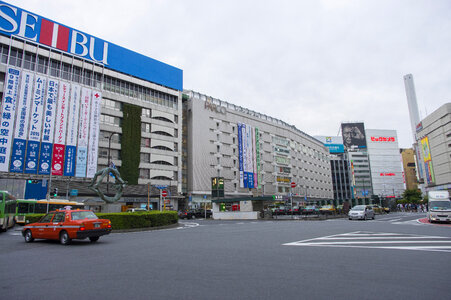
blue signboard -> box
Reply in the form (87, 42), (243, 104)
(324, 143), (345, 153)
(24, 179), (47, 199)
(0, 1), (183, 91)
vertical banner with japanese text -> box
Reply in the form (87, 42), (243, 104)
(75, 87), (91, 177)
(25, 75), (47, 174)
(10, 71), (33, 172)
(242, 123), (248, 188)
(246, 124), (254, 188)
(0, 67), (20, 172)
(51, 81), (70, 176)
(63, 84), (80, 176)
(237, 123), (244, 188)
(253, 127), (258, 188)
(86, 91), (101, 178)
(255, 127), (261, 189)
(38, 79), (58, 175)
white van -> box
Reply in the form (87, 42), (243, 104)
(427, 191), (451, 223)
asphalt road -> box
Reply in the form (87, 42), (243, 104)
(1, 212), (450, 300)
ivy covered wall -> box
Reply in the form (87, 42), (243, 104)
(120, 103), (142, 185)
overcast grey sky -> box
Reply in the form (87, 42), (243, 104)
(9, 0), (451, 148)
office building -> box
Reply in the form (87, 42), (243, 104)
(415, 103), (451, 193)
(365, 129), (404, 201)
(400, 148), (419, 191)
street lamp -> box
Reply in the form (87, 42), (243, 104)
(107, 132), (119, 194)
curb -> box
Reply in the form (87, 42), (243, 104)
(111, 223), (180, 233)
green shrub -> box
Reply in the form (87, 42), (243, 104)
(25, 211), (178, 230)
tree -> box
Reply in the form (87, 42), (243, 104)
(402, 189), (422, 204)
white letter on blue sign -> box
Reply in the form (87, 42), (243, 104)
(70, 30), (89, 57)
(0, 4), (18, 33)
(18, 11), (38, 41)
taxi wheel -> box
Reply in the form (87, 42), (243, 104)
(89, 236), (99, 242)
(59, 231), (71, 245)
(24, 230), (34, 243)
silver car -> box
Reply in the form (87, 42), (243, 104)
(348, 205), (375, 220)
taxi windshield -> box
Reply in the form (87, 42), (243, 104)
(71, 211), (98, 220)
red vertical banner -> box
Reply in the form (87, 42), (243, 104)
(51, 81), (70, 176)
(51, 144), (65, 175)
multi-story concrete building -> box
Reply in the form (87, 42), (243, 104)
(0, 2), (183, 211)
(340, 122), (372, 205)
(415, 103), (451, 193)
(365, 129), (404, 201)
(400, 148), (419, 190)
(184, 90), (333, 209)
(314, 136), (353, 205)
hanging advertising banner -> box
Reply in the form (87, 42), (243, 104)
(424, 161), (435, 184)
(63, 84), (81, 176)
(255, 127), (261, 189)
(75, 87), (91, 177)
(237, 123), (244, 188)
(10, 71), (33, 173)
(420, 137), (432, 162)
(252, 126), (257, 188)
(246, 124), (254, 188)
(25, 75), (47, 174)
(38, 79), (58, 175)
(86, 90), (102, 178)
(242, 123), (248, 188)
(0, 67), (21, 172)
(51, 81), (70, 176)
(414, 144), (424, 181)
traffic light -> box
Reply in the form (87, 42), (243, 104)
(27, 179), (39, 184)
(53, 188), (58, 197)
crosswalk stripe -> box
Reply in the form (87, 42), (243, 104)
(283, 231), (451, 252)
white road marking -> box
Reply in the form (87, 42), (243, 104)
(284, 231), (451, 252)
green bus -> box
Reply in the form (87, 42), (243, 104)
(15, 199), (85, 224)
(0, 190), (17, 232)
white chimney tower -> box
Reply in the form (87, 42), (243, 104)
(403, 74), (421, 141)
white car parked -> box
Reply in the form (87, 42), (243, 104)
(348, 205), (375, 220)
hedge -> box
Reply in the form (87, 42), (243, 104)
(24, 211), (178, 230)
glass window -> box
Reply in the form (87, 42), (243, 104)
(140, 153), (150, 163)
(71, 211), (98, 220)
(40, 213), (55, 223)
(52, 212), (65, 222)
(23, 52), (36, 71)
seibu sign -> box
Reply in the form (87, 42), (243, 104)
(0, 1), (183, 91)
(371, 136), (395, 142)
(0, 2), (108, 64)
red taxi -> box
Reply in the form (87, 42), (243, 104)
(22, 208), (112, 245)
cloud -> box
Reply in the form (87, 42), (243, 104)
(9, 0), (451, 148)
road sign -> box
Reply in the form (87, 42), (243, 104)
(162, 190), (168, 197)
(291, 182), (296, 188)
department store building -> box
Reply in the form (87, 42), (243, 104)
(0, 2), (183, 211)
(184, 90), (334, 209)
